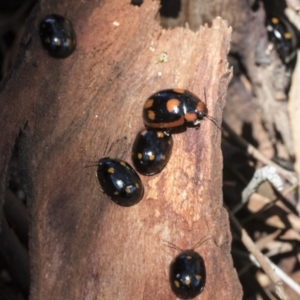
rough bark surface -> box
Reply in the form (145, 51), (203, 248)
(0, 0), (241, 299)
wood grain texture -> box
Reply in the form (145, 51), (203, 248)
(0, 0), (241, 299)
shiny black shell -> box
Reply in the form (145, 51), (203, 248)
(97, 157), (144, 207)
(39, 14), (76, 58)
(131, 128), (173, 175)
(266, 15), (297, 64)
(143, 89), (207, 129)
(169, 249), (206, 299)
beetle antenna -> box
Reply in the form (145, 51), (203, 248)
(191, 236), (213, 250)
(203, 88), (221, 131)
(84, 161), (99, 168)
(203, 87), (207, 106)
(83, 161), (98, 169)
(206, 115), (221, 131)
(103, 139), (111, 157)
(163, 239), (183, 252)
(106, 136), (128, 156)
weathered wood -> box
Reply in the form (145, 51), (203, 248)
(0, 0), (241, 299)
(162, 0), (294, 157)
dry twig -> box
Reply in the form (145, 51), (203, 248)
(229, 210), (291, 300)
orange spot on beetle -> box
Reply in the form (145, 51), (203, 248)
(197, 101), (207, 114)
(108, 167), (114, 174)
(172, 88), (185, 94)
(144, 99), (154, 109)
(185, 277), (191, 286)
(284, 32), (292, 39)
(149, 154), (155, 160)
(125, 185), (133, 193)
(271, 17), (279, 24)
(166, 99), (180, 113)
(184, 112), (197, 121)
(156, 131), (164, 138)
(148, 110), (155, 120)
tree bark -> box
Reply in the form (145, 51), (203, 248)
(0, 0), (241, 299)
